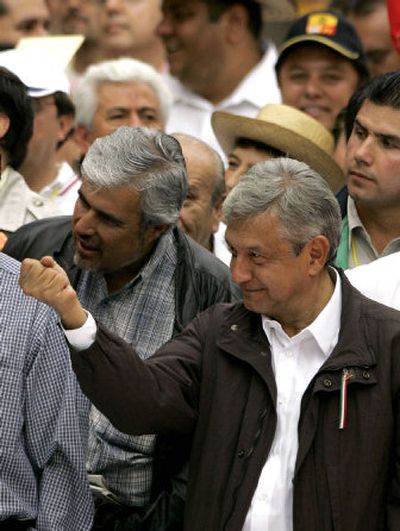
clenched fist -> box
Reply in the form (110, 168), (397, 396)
(19, 256), (87, 330)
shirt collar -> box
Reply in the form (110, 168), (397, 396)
(262, 269), (342, 357)
(165, 43), (280, 110)
(92, 227), (176, 295)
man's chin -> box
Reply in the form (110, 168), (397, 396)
(73, 252), (98, 271)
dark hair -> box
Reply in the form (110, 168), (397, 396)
(345, 71), (400, 139)
(203, 0), (263, 40)
(0, 1), (9, 16)
(235, 136), (285, 158)
(54, 91), (75, 118)
(0, 66), (33, 169)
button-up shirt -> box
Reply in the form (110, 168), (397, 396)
(165, 44), (281, 158)
(77, 228), (177, 506)
(347, 196), (400, 268)
(243, 270), (342, 531)
(0, 253), (92, 529)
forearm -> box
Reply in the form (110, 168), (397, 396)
(70, 323), (200, 435)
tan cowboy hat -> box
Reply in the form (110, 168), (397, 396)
(211, 103), (344, 193)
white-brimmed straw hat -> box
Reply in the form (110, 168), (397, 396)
(212, 103), (344, 192)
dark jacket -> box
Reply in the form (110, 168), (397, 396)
(4, 216), (241, 530)
(4, 216), (240, 334)
(71, 271), (400, 531)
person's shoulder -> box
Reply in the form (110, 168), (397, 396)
(177, 230), (232, 279)
(4, 215), (72, 261)
(345, 253), (400, 311)
(0, 252), (21, 277)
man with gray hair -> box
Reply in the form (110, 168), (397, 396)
(7, 126), (239, 530)
(19, 156), (400, 530)
(73, 56), (172, 157)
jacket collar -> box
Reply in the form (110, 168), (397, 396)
(217, 269), (377, 379)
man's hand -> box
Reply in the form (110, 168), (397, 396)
(19, 256), (88, 330)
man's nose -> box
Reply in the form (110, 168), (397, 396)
(156, 14), (174, 38)
(230, 255), (253, 284)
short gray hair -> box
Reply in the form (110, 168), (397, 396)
(73, 57), (173, 128)
(223, 157), (341, 263)
(81, 126), (188, 227)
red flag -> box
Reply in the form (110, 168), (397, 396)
(387, 0), (400, 54)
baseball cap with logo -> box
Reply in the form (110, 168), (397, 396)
(275, 10), (369, 80)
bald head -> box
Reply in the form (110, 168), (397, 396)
(173, 133), (225, 250)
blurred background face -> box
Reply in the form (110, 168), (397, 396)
(225, 145), (273, 195)
(75, 80), (164, 154)
(278, 43), (360, 131)
(97, 0), (162, 54)
(46, 0), (101, 39)
(157, 0), (226, 90)
(347, 5), (400, 78)
(0, 0), (50, 45)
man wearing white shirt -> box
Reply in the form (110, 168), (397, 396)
(159, 0), (296, 155)
(20, 157), (400, 531)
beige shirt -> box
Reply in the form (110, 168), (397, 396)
(347, 196), (400, 268)
(0, 166), (62, 234)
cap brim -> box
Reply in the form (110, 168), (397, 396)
(27, 87), (57, 98)
(212, 111), (344, 193)
(278, 35), (360, 60)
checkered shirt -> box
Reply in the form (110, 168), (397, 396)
(77, 228), (177, 506)
(0, 253), (93, 529)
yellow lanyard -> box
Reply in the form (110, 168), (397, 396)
(350, 234), (359, 267)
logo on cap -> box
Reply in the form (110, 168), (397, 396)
(306, 13), (338, 36)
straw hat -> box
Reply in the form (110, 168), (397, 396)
(211, 103), (344, 192)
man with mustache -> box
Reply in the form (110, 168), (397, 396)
(335, 70), (400, 269)
(5, 126), (239, 530)
(20, 156), (400, 531)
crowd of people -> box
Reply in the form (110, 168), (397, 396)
(0, 0), (400, 529)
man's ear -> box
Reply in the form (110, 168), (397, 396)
(307, 235), (331, 275)
(57, 113), (74, 143)
(211, 198), (223, 234)
(220, 4), (249, 45)
(73, 125), (93, 155)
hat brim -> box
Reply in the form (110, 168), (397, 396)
(212, 111), (344, 193)
(278, 34), (360, 60)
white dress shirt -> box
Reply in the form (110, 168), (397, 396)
(165, 44), (281, 158)
(346, 252), (400, 310)
(242, 271), (342, 531)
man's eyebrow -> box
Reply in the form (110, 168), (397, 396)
(78, 189), (123, 225)
(355, 117), (400, 145)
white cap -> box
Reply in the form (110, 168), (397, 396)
(0, 48), (70, 97)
